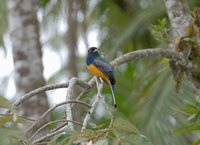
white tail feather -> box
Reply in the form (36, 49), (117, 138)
(109, 83), (117, 108)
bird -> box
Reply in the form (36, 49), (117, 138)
(86, 47), (117, 108)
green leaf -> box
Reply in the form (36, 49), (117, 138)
(111, 129), (154, 145)
(193, 139), (200, 145)
(174, 123), (200, 134)
(127, 134), (155, 145)
(0, 127), (29, 145)
(150, 17), (170, 44)
(0, 116), (27, 126)
(40, 0), (51, 7)
(48, 130), (77, 145)
(0, 96), (17, 122)
(0, 96), (14, 111)
(113, 118), (140, 134)
(94, 139), (108, 145)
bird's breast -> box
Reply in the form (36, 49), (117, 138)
(87, 64), (110, 84)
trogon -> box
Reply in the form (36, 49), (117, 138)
(86, 47), (117, 108)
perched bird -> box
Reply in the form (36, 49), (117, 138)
(86, 47), (117, 108)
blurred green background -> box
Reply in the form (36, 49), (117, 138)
(0, 0), (200, 144)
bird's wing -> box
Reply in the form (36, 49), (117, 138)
(93, 57), (115, 85)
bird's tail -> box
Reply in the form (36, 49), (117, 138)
(109, 83), (117, 108)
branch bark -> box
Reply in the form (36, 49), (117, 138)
(111, 48), (184, 66)
(26, 100), (90, 136)
(164, 0), (200, 92)
(81, 77), (103, 132)
(164, 0), (192, 39)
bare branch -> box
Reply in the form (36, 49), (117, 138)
(11, 83), (68, 110)
(111, 48), (184, 67)
(12, 78), (90, 108)
(4, 79), (90, 114)
(31, 119), (66, 140)
(101, 96), (114, 129)
(32, 119), (82, 144)
(65, 77), (91, 130)
(65, 78), (75, 130)
(81, 77), (103, 132)
(26, 100), (90, 135)
(15, 83), (69, 107)
(31, 119), (82, 140)
(32, 128), (65, 144)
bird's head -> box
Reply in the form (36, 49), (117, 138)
(88, 47), (98, 54)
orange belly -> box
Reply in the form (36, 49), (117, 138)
(87, 64), (110, 84)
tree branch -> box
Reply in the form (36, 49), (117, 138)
(31, 119), (82, 140)
(13, 83), (69, 109)
(111, 48), (184, 67)
(5, 79), (90, 114)
(65, 77), (75, 130)
(26, 100), (90, 136)
(81, 77), (104, 132)
(32, 128), (65, 144)
(31, 119), (66, 140)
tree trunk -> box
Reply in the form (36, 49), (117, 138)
(7, 0), (49, 138)
(164, 0), (200, 93)
(65, 0), (79, 78)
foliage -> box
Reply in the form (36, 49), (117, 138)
(0, 96), (17, 122)
(48, 118), (154, 145)
(0, 0), (7, 51)
(0, 96), (28, 145)
(39, 0), (51, 7)
(174, 96), (200, 143)
(150, 18), (171, 44)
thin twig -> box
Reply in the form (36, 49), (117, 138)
(14, 83), (69, 107)
(4, 83), (69, 114)
(81, 77), (103, 132)
(96, 78), (114, 138)
(50, 119), (82, 133)
(101, 95), (114, 139)
(6, 79), (91, 114)
(71, 91), (85, 108)
(33, 141), (49, 145)
(26, 100), (90, 135)
(49, 122), (68, 134)
(31, 119), (66, 140)
(31, 119), (83, 140)
(32, 128), (65, 144)
(101, 97), (114, 129)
